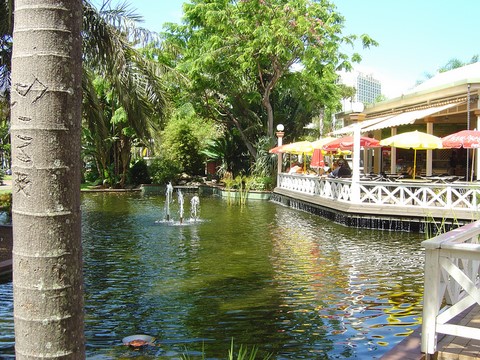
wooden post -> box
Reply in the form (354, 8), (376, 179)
(425, 118), (434, 176)
(421, 246), (441, 355)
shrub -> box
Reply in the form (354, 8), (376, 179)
(249, 176), (274, 191)
(149, 158), (182, 185)
(84, 162), (99, 183)
(0, 192), (12, 219)
(129, 159), (151, 186)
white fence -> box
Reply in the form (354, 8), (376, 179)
(278, 173), (480, 212)
(421, 220), (480, 355)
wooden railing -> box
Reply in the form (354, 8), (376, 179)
(277, 173), (480, 212)
(421, 220), (480, 355)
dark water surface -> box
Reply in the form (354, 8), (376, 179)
(0, 192), (425, 359)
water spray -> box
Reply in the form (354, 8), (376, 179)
(165, 182), (173, 221)
(191, 196), (200, 222)
(178, 189), (184, 224)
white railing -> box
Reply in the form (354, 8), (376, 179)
(277, 173), (480, 212)
(421, 220), (480, 355)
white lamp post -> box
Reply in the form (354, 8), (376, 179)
(276, 124), (284, 174)
(350, 104), (364, 204)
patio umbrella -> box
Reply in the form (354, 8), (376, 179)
(269, 141), (313, 154)
(280, 141), (314, 155)
(322, 136), (381, 152)
(269, 144), (284, 154)
(310, 137), (335, 169)
(380, 130), (443, 179)
(310, 149), (324, 168)
(442, 129), (480, 149)
(311, 137), (336, 150)
(269, 141), (313, 172)
(442, 129), (480, 181)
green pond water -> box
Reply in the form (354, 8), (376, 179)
(0, 191), (425, 359)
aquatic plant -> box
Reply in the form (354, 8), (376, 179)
(424, 212), (462, 238)
(181, 339), (272, 360)
(222, 173), (235, 205)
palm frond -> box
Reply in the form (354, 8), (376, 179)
(82, 0), (169, 140)
(0, 0), (13, 94)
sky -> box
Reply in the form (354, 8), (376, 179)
(105, 0), (480, 98)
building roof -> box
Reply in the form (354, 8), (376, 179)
(334, 64), (480, 135)
(406, 62), (480, 95)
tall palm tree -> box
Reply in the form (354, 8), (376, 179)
(82, 0), (168, 138)
(82, 1), (170, 187)
(11, 0), (84, 358)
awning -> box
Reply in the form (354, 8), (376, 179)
(331, 115), (395, 135)
(362, 102), (461, 132)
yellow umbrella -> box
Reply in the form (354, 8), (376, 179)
(280, 141), (314, 155)
(380, 130), (443, 179)
(311, 137), (336, 150)
(270, 141), (313, 173)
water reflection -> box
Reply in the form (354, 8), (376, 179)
(0, 192), (424, 359)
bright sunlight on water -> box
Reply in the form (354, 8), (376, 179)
(0, 192), (425, 359)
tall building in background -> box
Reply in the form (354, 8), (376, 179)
(338, 71), (382, 112)
(356, 73), (382, 104)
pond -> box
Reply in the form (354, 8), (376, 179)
(0, 191), (425, 359)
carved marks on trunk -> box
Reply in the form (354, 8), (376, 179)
(15, 134), (33, 165)
(14, 172), (31, 197)
(11, 76), (49, 198)
(13, 77), (48, 105)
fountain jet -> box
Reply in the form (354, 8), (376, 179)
(191, 196), (200, 222)
(165, 182), (174, 221)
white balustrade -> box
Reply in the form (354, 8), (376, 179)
(421, 220), (480, 355)
(277, 173), (480, 213)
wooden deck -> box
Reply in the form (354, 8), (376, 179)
(434, 305), (480, 359)
(382, 305), (480, 360)
(274, 173), (480, 230)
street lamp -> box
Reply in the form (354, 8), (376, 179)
(276, 124), (284, 174)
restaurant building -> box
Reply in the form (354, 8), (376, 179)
(272, 63), (480, 232)
(335, 62), (480, 179)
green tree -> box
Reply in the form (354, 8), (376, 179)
(160, 103), (218, 176)
(165, 0), (376, 158)
(2, 0), (169, 187)
(84, 75), (150, 187)
(10, 0), (84, 358)
(0, 0), (13, 95)
(82, 1), (168, 187)
(202, 129), (250, 178)
(162, 121), (204, 175)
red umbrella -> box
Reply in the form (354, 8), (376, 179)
(441, 130), (480, 149)
(442, 129), (480, 181)
(322, 136), (381, 152)
(269, 145), (284, 154)
(310, 149), (324, 168)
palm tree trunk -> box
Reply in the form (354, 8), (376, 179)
(10, 0), (85, 358)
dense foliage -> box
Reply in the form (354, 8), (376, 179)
(1, 0), (380, 187)
(164, 0), (377, 161)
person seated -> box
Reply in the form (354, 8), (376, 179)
(328, 160), (351, 178)
(288, 163), (303, 174)
(401, 166), (414, 178)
